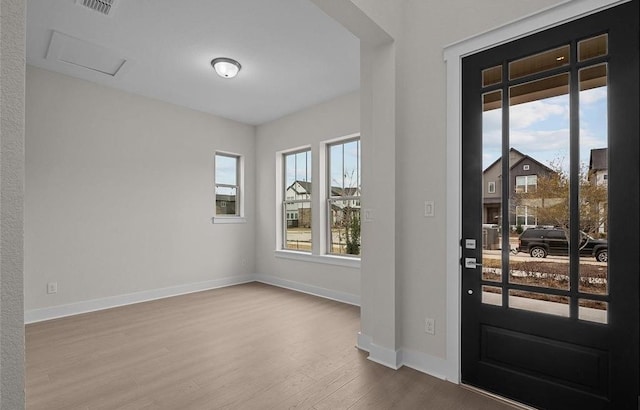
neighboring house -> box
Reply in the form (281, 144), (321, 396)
(285, 182), (361, 228)
(589, 147), (608, 186)
(285, 180), (312, 228)
(589, 148), (608, 234)
(482, 148), (555, 228)
(329, 186), (361, 226)
(215, 194), (236, 215)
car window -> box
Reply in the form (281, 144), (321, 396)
(548, 230), (566, 239)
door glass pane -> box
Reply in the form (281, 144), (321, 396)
(509, 290), (570, 317)
(482, 286), (502, 306)
(482, 90), (502, 282)
(509, 45), (570, 80)
(482, 65), (502, 87)
(579, 64), (608, 295)
(578, 34), (608, 62)
(509, 73), (570, 291)
(579, 299), (608, 324)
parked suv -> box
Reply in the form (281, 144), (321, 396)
(517, 227), (608, 262)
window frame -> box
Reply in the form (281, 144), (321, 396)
(282, 148), (312, 252)
(326, 136), (361, 258)
(515, 205), (537, 226)
(515, 174), (537, 193)
(488, 181), (496, 194)
(213, 151), (245, 224)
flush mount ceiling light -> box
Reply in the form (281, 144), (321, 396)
(211, 57), (241, 79)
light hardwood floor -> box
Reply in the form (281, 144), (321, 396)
(26, 282), (514, 409)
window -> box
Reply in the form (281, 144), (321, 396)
(488, 181), (496, 194)
(283, 150), (312, 251)
(523, 164), (530, 171)
(515, 175), (537, 193)
(515, 205), (537, 226)
(328, 138), (361, 256)
(214, 153), (241, 218)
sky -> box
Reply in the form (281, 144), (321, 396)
(215, 141), (361, 196)
(282, 140), (361, 192)
(482, 85), (608, 172)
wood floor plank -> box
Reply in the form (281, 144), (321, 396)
(26, 282), (516, 409)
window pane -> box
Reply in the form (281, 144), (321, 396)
(330, 144), (343, 192)
(509, 73), (570, 290)
(329, 139), (360, 197)
(508, 290), (569, 318)
(215, 154), (237, 185)
(296, 151), (311, 183)
(579, 64), (608, 295)
(284, 201), (311, 251)
(579, 299), (607, 324)
(343, 140), (360, 195)
(215, 186), (237, 215)
(482, 65), (502, 87)
(482, 286), (502, 306)
(328, 138), (361, 256)
(578, 34), (608, 62)
(285, 150), (311, 188)
(328, 199), (361, 255)
(284, 150), (312, 251)
(509, 45), (570, 80)
(481, 90), (502, 283)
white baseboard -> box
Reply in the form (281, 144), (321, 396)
(358, 332), (455, 381)
(356, 332), (401, 370)
(254, 273), (360, 306)
(400, 347), (451, 381)
(24, 275), (255, 324)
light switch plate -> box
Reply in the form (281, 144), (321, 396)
(424, 201), (435, 217)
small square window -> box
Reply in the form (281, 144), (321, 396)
(523, 164), (530, 171)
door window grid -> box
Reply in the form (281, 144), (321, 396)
(479, 34), (609, 323)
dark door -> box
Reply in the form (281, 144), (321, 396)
(461, 2), (639, 409)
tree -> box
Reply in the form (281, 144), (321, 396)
(344, 209), (361, 255)
(514, 159), (608, 241)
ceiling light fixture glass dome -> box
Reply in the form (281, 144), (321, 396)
(211, 57), (241, 79)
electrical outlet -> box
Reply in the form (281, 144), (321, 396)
(47, 282), (58, 294)
(425, 318), (435, 335)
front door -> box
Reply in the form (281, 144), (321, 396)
(461, 2), (639, 408)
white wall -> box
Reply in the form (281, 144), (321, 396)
(348, 0), (567, 375)
(255, 91), (361, 303)
(0, 0), (25, 407)
(25, 66), (256, 319)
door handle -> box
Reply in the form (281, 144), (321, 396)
(464, 258), (483, 269)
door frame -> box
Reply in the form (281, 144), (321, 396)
(442, 0), (633, 384)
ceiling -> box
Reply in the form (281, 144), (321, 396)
(26, 0), (360, 125)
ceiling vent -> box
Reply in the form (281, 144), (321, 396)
(77, 0), (116, 16)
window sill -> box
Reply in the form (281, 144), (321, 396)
(211, 217), (247, 224)
(274, 250), (361, 269)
